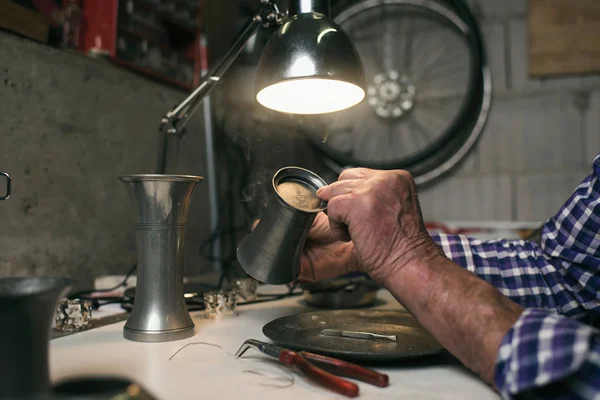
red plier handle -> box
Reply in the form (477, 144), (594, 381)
(279, 349), (389, 398)
(302, 351), (389, 388)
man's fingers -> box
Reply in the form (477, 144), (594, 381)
(308, 212), (338, 244)
(325, 194), (353, 242)
(338, 168), (371, 181)
(299, 254), (316, 282)
(316, 179), (359, 201)
(329, 219), (352, 242)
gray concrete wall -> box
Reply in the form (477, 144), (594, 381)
(0, 33), (211, 289)
(220, 0), (600, 224)
(1, 0), (599, 288)
(417, 0), (600, 222)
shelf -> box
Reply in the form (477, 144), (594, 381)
(118, 26), (196, 61)
(112, 58), (194, 91)
(130, 0), (199, 36)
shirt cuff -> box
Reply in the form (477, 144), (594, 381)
(494, 309), (596, 398)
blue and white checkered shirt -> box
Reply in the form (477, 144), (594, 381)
(431, 153), (600, 399)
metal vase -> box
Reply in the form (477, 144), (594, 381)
(119, 174), (203, 342)
(237, 167), (327, 284)
(0, 277), (72, 399)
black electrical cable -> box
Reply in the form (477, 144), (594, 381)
(118, 281), (303, 313)
(68, 264), (138, 300)
(198, 116), (258, 290)
(201, 122), (299, 291)
(220, 143), (255, 286)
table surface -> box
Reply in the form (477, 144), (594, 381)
(50, 289), (500, 400)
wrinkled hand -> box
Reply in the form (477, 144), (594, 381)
(298, 212), (360, 282)
(315, 168), (444, 284)
(303, 169), (524, 387)
(251, 213), (360, 282)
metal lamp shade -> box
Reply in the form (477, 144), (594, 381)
(255, 12), (366, 114)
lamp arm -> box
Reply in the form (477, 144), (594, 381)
(156, 0), (284, 174)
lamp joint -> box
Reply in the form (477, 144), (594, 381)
(258, 0), (284, 27)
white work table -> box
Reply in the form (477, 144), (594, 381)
(50, 290), (500, 400)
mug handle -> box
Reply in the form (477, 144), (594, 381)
(0, 172), (11, 200)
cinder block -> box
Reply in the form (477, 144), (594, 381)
(454, 141), (481, 174)
(475, 0), (527, 20)
(476, 93), (585, 174)
(585, 91), (600, 162)
(515, 172), (590, 221)
(475, 97), (517, 173)
(419, 174), (512, 221)
(463, 0), (481, 17)
(580, 75), (600, 91)
(508, 20), (583, 93)
(481, 22), (507, 93)
(0, 34), (211, 289)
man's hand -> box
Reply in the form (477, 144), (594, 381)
(298, 212), (360, 282)
(313, 167), (523, 385)
(252, 213), (360, 282)
(316, 168), (445, 284)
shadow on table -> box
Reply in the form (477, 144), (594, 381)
(363, 351), (459, 369)
(296, 298), (390, 310)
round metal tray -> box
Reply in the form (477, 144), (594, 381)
(302, 277), (381, 309)
(263, 310), (444, 362)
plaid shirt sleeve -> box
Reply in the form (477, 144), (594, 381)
(429, 153), (600, 399)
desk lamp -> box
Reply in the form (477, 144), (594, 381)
(156, 0), (366, 173)
(154, 0), (366, 271)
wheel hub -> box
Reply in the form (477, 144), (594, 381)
(367, 71), (416, 119)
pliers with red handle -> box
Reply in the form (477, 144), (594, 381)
(235, 339), (389, 397)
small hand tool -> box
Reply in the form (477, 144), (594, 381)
(235, 339), (389, 397)
(321, 329), (397, 342)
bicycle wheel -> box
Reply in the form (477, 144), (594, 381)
(306, 0), (491, 186)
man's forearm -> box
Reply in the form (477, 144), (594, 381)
(384, 252), (524, 384)
(430, 232), (598, 321)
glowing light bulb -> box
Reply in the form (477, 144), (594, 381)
(256, 78), (365, 114)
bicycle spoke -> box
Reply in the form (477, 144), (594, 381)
(403, 18), (414, 73)
(309, 0), (489, 181)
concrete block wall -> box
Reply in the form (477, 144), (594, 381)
(1, 0), (598, 287)
(418, 0), (600, 223)
(0, 34), (212, 289)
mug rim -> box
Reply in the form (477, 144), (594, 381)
(272, 166), (328, 213)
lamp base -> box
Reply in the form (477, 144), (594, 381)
(123, 325), (195, 343)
